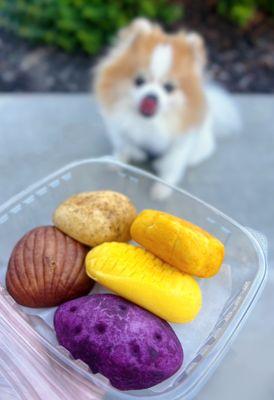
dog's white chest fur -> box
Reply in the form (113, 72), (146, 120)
(109, 110), (172, 154)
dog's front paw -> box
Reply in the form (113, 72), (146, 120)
(150, 183), (172, 201)
(130, 148), (147, 162)
(113, 151), (130, 164)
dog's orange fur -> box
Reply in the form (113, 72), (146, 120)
(95, 23), (207, 134)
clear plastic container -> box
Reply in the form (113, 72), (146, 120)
(0, 158), (268, 400)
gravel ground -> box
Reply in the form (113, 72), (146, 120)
(0, 11), (273, 93)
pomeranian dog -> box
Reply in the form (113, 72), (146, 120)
(94, 18), (240, 198)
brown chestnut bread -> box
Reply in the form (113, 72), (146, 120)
(6, 226), (94, 307)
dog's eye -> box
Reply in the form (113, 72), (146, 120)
(163, 82), (175, 93)
(134, 75), (146, 86)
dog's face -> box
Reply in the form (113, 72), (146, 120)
(130, 42), (185, 119)
(95, 19), (207, 141)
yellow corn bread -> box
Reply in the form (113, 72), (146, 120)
(85, 242), (202, 323)
(130, 210), (225, 278)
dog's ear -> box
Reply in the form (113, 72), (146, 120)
(118, 18), (153, 41)
(185, 32), (207, 71)
(116, 18), (161, 49)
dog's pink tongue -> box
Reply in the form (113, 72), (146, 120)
(139, 96), (157, 117)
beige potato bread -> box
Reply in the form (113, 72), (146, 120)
(53, 191), (137, 246)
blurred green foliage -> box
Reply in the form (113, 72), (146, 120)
(218, 0), (274, 26)
(218, 0), (256, 26)
(0, 0), (183, 54)
(0, 0), (273, 54)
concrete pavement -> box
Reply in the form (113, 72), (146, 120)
(0, 94), (273, 400)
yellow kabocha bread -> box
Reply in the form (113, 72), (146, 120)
(85, 242), (202, 323)
(130, 210), (225, 278)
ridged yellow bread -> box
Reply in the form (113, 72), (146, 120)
(85, 242), (202, 323)
(130, 210), (225, 278)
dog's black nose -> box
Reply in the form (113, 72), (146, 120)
(139, 94), (158, 117)
(146, 94), (158, 102)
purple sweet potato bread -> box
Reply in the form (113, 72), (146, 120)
(54, 294), (183, 390)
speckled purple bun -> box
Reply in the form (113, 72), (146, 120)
(54, 294), (183, 390)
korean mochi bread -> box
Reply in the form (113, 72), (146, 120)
(131, 209), (225, 278)
(86, 242), (202, 323)
(53, 190), (137, 246)
(6, 188), (225, 392)
(6, 226), (93, 307)
(54, 294), (183, 390)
